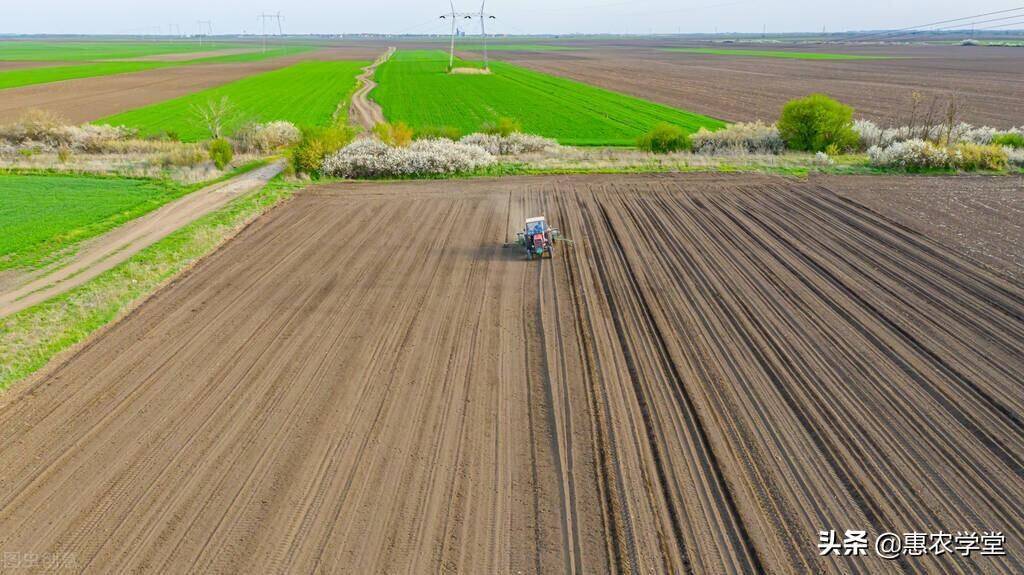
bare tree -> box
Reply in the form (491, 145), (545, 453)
(191, 96), (236, 139)
(942, 93), (962, 145)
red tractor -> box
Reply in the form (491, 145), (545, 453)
(517, 216), (561, 260)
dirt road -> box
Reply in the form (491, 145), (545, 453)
(0, 174), (1021, 573)
(0, 161), (283, 318)
(349, 47), (394, 131)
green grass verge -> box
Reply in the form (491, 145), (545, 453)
(372, 50), (725, 146)
(0, 61), (169, 90)
(0, 40), (255, 62)
(0, 173), (194, 272)
(99, 60), (369, 141)
(663, 47), (892, 60)
(0, 175), (303, 391)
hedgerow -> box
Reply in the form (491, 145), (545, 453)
(321, 139), (494, 179)
(691, 121), (784, 155)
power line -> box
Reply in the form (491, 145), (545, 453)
(971, 18), (1024, 31)
(840, 6), (1024, 42)
(439, 1), (495, 70)
(879, 12), (1024, 41)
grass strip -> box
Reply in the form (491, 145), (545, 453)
(0, 175), (302, 391)
(0, 173), (192, 272)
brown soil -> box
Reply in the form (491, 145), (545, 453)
(349, 47), (394, 131)
(0, 61), (63, 71)
(114, 48), (258, 62)
(498, 43), (1024, 127)
(0, 173), (1022, 573)
(818, 173), (1024, 281)
(0, 161), (284, 318)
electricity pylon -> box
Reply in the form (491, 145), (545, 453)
(196, 20), (213, 46)
(440, 1), (496, 71)
(258, 12), (284, 53)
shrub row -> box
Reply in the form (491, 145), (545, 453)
(321, 139), (495, 179)
(868, 140), (1008, 171)
(691, 121), (784, 155)
(854, 119), (1024, 149)
(460, 133), (559, 156)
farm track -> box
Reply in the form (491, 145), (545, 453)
(0, 174), (1022, 573)
(0, 161), (284, 318)
(349, 47), (394, 131)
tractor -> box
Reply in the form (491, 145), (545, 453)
(517, 216), (561, 260)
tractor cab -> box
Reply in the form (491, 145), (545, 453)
(517, 216), (561, 260)
(525, 217), (547, 236)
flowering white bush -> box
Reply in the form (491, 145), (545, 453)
(459, 132), (559, 155)
(233, 121), (301, 153)
(322, 139), (495, 178)
(868, 139), (951, 169)
(868, 139), (1009, 171)
(854, 119), (1024, 149)
(0, 113), (136, 152)
(954, 124), (998, 145)
(1004, 146), (1024, 167)
(691, 122), (784, 155)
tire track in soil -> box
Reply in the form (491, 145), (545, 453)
(0, 174), (1022, 574)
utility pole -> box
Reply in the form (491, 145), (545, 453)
(439, 1), (496, 71)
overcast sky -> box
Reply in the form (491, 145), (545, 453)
(4, 1), (1023, 35)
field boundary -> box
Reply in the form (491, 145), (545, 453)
(349, 46), (395, 130)
(0, 161), (284, 318)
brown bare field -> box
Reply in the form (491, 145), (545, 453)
(0, 173), (1021, 573)
(0, 61), (60, 71)
(0, 47), (381, 124)
(115, 48), (259, 62)
(493, 43), (1024, 127)
(819, 174), (1024, 281)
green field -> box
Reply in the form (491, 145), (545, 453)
(0, 41), (318, 91)
(99, 60), (368, 141)
(0, 41), (253, 62)
(663, 48), (891, 60)
(0, 61), (169, 90)
(0, 174), (189, 271)
(372, 50), (725, 146)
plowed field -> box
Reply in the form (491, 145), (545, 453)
(0, 174), (1021, 573)
(497, 44), (1024, 127)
